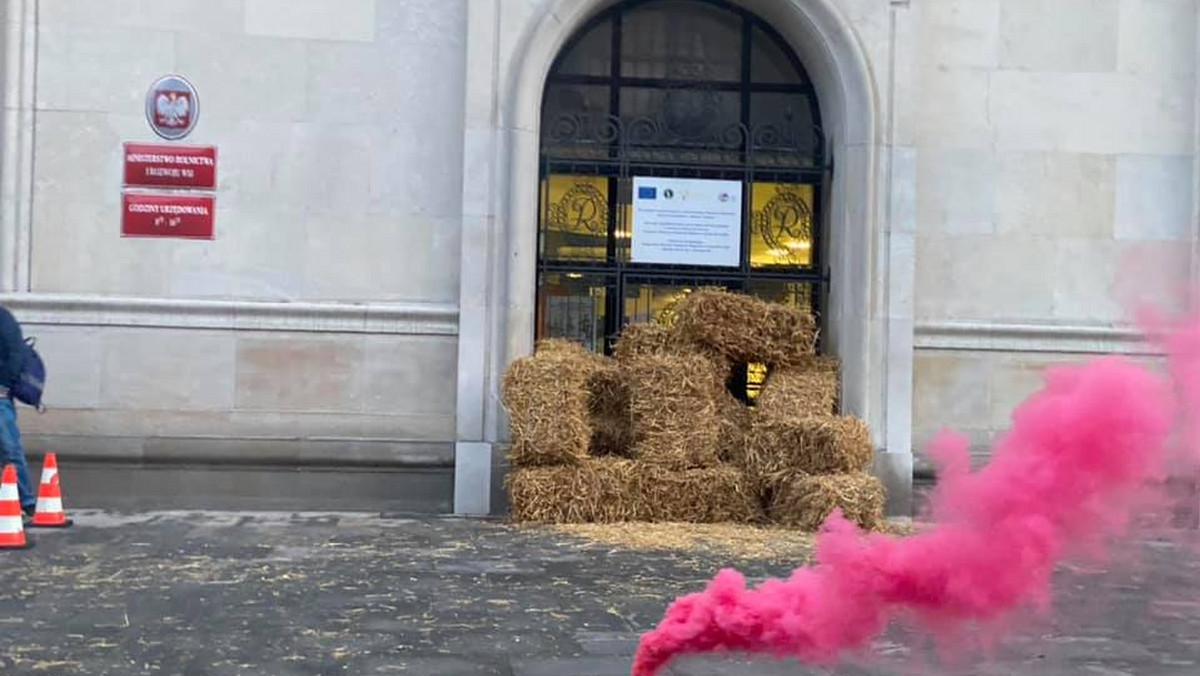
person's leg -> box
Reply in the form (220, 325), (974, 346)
(0, 398), (34, 512)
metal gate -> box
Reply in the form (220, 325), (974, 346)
(535, 0), (830, 354)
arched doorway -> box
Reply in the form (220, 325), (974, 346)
(450, 0), (914, 517)
(535, 0), (828, 363)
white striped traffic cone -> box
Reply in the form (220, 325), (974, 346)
(29, 453), (73, 529)
(0, 464), (31, 549)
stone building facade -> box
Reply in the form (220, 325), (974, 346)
(0, 0), (1195, 514)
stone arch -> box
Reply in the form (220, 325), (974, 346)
(455, 0), (913, 515)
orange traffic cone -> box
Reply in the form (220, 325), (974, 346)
(30, 454), (72, 529)
(0, 464), (31, 549)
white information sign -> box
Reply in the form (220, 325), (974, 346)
(631, 177), (743, 267)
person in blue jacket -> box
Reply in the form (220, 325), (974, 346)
(0, 305), (34, 518)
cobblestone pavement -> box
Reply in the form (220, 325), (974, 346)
(2, 511), (1199, 676)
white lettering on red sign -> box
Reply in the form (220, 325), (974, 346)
(122, 143), (217, 190)
(125, 153), (216, 166)
(127, 203), (211, 216)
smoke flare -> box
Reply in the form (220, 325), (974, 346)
(632, 349), (1184, 675)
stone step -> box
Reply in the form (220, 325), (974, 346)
(46, 461), (453, 514)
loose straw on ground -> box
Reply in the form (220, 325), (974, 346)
(544, 522), (818, 561)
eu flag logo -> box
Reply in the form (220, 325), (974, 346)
(638, 186), (657, 200)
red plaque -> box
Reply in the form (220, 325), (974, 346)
(122, 193), (215, 239)
(123, 143), (217, 189)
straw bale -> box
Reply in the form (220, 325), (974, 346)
(716, 391), (751, 463)
(506, 458), (762, 524)
(738, 415), (874, 489)
(614, 323), (679, 360)
(637, 463), (763, 523)
(624, 354), (724, 469)
(615, 322), (731, 380)
(672, 288), (818, 367)
(757, 356), (841, 419)
(770, 472), (885, 532)
(507, 459), (628, 523)
(534, 338), (591, 357)
(501, 351), (604, 467)
(586, 361), (634, 457)
(795, 354), (840, 374)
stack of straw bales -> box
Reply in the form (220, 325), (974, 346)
(503, 334), (760, 524)
(502, 289), (886, 531)
(744, 356), (885, 531)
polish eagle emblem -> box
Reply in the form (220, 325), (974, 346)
(154, 92), (190, 128)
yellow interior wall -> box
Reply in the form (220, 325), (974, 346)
(542, 176), (816, 269)
(749, 182), (815, 269)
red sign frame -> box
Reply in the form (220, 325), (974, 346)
(124, 143), (217, 190)
(121, 192), (216, 240)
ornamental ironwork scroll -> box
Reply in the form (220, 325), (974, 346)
(541, 110), (824, 168)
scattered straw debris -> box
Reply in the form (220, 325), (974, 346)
(545, 522), (817, 561)
(881, 519), (919, 537)
(30, 661), (85, 672)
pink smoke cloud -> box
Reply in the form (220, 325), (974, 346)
(632, 343), (1188, 675)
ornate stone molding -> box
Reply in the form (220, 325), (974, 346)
(914, 320), (1156, 355)
(0, 293), (459, 336)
